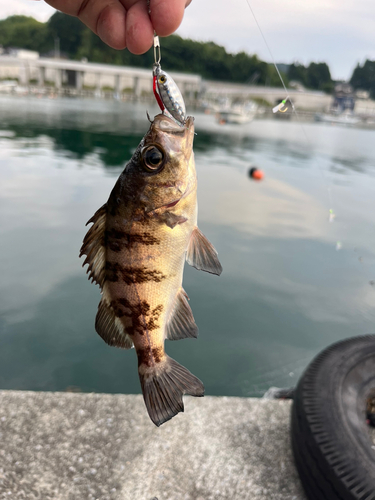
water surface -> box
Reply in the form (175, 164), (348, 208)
(0, 96), (374, 397)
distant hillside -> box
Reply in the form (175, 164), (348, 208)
(0, 13), (334, 92)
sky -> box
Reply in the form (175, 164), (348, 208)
(2, 0), (375, 80)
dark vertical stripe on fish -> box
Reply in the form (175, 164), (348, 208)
(110, 298), (164, 336)
(106, 229), (161, 252)
(105, 262), (167, 284)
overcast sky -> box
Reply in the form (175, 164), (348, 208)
(2, 0), (375, 80)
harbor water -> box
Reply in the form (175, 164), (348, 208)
(0, 95), (374, 397)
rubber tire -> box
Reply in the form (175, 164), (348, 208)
(291, 335), (375, 500)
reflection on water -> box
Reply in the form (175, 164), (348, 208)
(0, 95), (375, 397)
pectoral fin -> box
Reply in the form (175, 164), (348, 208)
(186, 227), (223, 276)
(96, 299), (133, 349)
(166, 288), (198, 340)
(160, 212), (188, 229)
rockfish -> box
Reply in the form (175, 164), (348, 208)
(80, 114), (222, 426)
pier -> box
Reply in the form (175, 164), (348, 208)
(0, 54), (328, 111)
(2, 54), (375, 115)
(0, 391), (306, 500)
(0, 55), (201, 100)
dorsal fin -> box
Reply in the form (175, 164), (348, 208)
(96, 299), (133, 349)
(79, 204), (107, 289)
(165, 288), (198, 340)
(186, 227), (223, 276)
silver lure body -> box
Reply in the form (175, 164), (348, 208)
(154, 66), (186, 125)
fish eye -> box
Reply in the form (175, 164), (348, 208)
(141, 145), (165, 173)
(159, 75), (166, 84)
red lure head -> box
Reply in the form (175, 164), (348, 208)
(153, 75), (165, 112)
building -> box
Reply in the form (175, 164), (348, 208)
(332, 83), (355, 112)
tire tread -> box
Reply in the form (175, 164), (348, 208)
(291, 335), (375, 500)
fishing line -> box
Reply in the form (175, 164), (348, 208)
(244, 0), (288, 97)
(244, 0), (309, 145)
(243, 3), (375, 292)
(244, 0), (337, 224)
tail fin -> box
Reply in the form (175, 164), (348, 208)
(139, 356), (204, 427)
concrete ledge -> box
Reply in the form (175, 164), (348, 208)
(0, 391), (306, 500)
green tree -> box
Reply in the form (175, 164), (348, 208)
(47, 12), (84, 57)
(0, 15), (48, 53)
(306, 62), (332, 92)
(266, 65), (288, 87)
(231, 52), (265, 83)
(288, 63), (307, 86)
(350, 60), (375, 98)
(288, 61), (333, 92)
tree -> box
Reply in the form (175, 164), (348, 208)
(288, 61), (333, 92)
(288, 63), (307, 86)
(47, 12), (84, 57)
(306, 62), (332, 92)
(0, 16), (48, 53)
(350, 60), (375, 98)
(266, 65), (288, 88)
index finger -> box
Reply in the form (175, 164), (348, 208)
(44, 0), (128, 49)
(150, 0), (191, 37)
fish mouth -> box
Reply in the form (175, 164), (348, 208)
(153, 115), (194, 134)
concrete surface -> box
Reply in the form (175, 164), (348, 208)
(0, 391), (306, 500)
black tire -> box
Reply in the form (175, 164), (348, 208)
(291, 335), (375, 500)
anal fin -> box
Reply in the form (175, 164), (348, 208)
(166, 288), (198, 340)
(186, 227), (223, 276)
(95, 299), (133, 349)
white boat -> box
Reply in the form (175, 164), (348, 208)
(0, 80), (18, 93)
(314, 111), (361, 126)
(216, 100), (258, 125)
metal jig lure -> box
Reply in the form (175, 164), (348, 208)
(147, 0), (187, 125)
(151, 34), (187, 125)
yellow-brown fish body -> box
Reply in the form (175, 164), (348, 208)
(80, 114), (222, 426)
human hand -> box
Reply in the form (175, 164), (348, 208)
(43, 0), (192, 54)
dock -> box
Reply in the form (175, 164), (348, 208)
(0, 391), (306, 500)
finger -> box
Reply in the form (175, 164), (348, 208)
(44, 0), (127, 50)
(125, 1), (154, 54)
(150, 0), (187, 37)
(95, 3), (127, 49)
(43, 0), (97, 16)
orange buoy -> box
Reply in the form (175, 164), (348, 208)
(249, 167), (264, 181)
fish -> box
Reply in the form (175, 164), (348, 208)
(80, 113), (222, 426)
